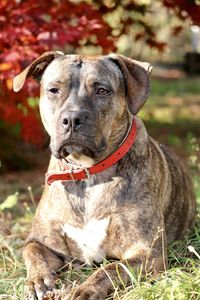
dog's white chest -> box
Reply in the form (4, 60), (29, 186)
(63, 218), (109, 264)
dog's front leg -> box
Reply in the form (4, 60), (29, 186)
(23, 241), (64, 300)
(65, 252), (166, 300)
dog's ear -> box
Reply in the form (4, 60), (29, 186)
(13, 51), (64, 92)
(108, 54), (153, 115)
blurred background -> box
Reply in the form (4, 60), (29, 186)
(0, 0), (200, 225)
(0, 0), (200, 297)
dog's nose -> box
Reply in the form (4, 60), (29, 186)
(62, 111), (89, 131)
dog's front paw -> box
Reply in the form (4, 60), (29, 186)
(65, 283), (107, 300)
(26, 270), (56, 300)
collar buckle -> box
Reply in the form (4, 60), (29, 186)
(83, 168), (91, 179)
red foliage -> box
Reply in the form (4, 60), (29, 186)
(163, 0), (200, 25)
(0, 0), (116, 145)
(0, 0), (200, 145)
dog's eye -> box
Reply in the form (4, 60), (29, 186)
(96, 88), (109, 95)
(48, 88), (59, 94)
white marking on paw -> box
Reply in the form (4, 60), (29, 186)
(122, 242), (149, 260)
(35, 289), (45, 300)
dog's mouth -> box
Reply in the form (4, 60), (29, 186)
(51, 136), (107, 167)
(56, 143), (96, 168)
(59, 143), (94, 159)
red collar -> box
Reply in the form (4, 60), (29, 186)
(46, 118), (137, 185)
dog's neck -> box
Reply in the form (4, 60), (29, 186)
(46, 117), (137, 185)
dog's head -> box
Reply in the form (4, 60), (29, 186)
(13, 52), (152, 167)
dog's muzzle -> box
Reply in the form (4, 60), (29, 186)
(61, 110), (90, 133)
(59, 143), (94, 159)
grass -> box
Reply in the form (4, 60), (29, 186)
(0, 76), (200, 299)
(150, 77), (200, 99)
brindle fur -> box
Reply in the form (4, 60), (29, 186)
(14, 53), (196, 300)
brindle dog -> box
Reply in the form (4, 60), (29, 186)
(13, 52), (196, 300)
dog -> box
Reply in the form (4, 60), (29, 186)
(13, 52), (196, 300)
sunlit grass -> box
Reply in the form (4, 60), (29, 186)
(150, 77), (200, 99)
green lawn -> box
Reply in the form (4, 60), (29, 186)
(0, 77), (200, 299)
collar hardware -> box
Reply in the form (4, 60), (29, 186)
(83, 168), (91, 179)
